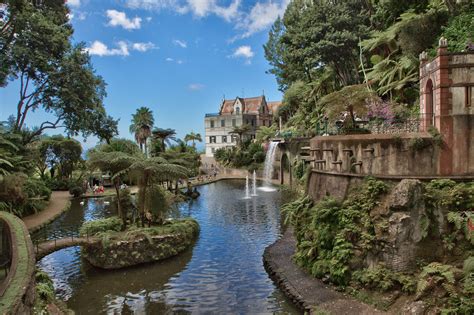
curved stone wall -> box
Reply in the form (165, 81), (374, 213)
(0, 212), (36, 314)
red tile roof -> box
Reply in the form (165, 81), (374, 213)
(219, 96), (267, 115)
(267, 101), (282, 115)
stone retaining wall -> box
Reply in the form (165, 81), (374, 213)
(82, 223), (199, 269)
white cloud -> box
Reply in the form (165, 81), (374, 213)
(125, 0), (186, 12)
(124, 0), (240, 21)
(173, 39), (187, 48)
(146, 16), (153, 21)
(238, 0), (289, 38)
(188, 83), (205, 90)
(86, 41), (129, 56)
(123, 0), (287, 38)
(86, 40), (157, 56)
(176, 59), (184, 64)
(165, 57), (174, 62)
(106, 9), (142, 30)
(231, 45), (254, 64)
(232, 45), (254, 58)
(67, 0), (81, 8)
(132, 42), (157, 52)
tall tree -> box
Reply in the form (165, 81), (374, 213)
(1, 1), (110, 142)
(152, 128), (176, 152)
(184, 131), (202, 148)
(129, 107), (154, 156)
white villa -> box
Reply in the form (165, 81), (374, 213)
(204, 95), (281, 157)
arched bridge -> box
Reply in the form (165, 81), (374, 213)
(34, 237), (97, 261)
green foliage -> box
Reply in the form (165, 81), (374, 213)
(414, 260), (474, 313)
(2, 1), (109, 142)
(0, 173), (51, 217)
(284, 177), (388, 285)
(93, 138), (142, 156)
(79, 217), (123, 236)
(214, 142), (265, 169)
(352, 265), (416, 293)
(69, 186), (84, 198)
(439, 6), (474, 52)
(35, 270), (55, 303)
(255, 125), (277, 144)
(152, 127), (176, 153)
(139, 185), (169, 224)
(408, 136), (431, 151)
(463, 257), (474, 275)
(425, 179), (474, 247)
(184, 131), (202, 148)
(119, 188), (134, 217)
(416, 263), (457, 298)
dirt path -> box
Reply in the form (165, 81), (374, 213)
(264, 228), (385, 315)
(23, 191), (71, 233)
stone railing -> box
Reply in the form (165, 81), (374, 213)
(0, 212), (36, 314)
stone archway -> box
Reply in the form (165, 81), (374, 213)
(423, 79), (435, 130)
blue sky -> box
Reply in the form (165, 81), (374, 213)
(0, 0), (288, 150)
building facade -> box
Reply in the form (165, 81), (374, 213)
(204, 95), (281, 157)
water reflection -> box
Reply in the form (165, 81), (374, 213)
(35, 180), (300, 314)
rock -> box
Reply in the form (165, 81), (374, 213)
(387, 179), (424, 212)
(402, 301), (427, 315)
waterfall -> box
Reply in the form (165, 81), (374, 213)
(263, 141), (278, 186)
(251, 170), (258, 196)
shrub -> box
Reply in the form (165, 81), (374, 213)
(352, 264), (416, 293)
(23, 178), (51, 201)
(283, 177), (388, 285)
(79, 217), (123, 236)
(35, 270), (55, 303)
(69, 186), (84, 198)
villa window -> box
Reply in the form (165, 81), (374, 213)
(231, 135), (238, 143)
(251, 119), (255, 126)
(210, 136), (216, 143)
(210, 120), (215, 128)
(222, 136), (227, 143)
(232, 119), (236, 127)
(211, 148), (215, 153)
(221, 120), (225, 127)
(236, 107), (240, 115)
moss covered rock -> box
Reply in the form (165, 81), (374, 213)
(81, 219), (199, 269)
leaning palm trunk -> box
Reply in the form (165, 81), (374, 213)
(113, 177), (126, 230)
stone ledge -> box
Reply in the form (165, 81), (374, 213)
(0, 212), (36, 314)
(263, 228), (384, 315)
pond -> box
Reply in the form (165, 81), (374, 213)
(34, 179), (301, 314)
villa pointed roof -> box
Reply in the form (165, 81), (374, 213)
(219, 95), (266, 115)
(267, 101), (282, 115)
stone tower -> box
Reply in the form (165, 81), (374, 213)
(419, 38), (474, 175)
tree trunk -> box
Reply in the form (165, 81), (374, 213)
(114, 180), (126, 230)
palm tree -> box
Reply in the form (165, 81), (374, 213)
(130, 107), (154, 156)
(230, 124), (251, 147)
(184, 131), (202, 148)
(152, 128), (177, 152)
(255, 125), (277, 144)
(123, 157), (188, 226)
(88, 151), (135, 228)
